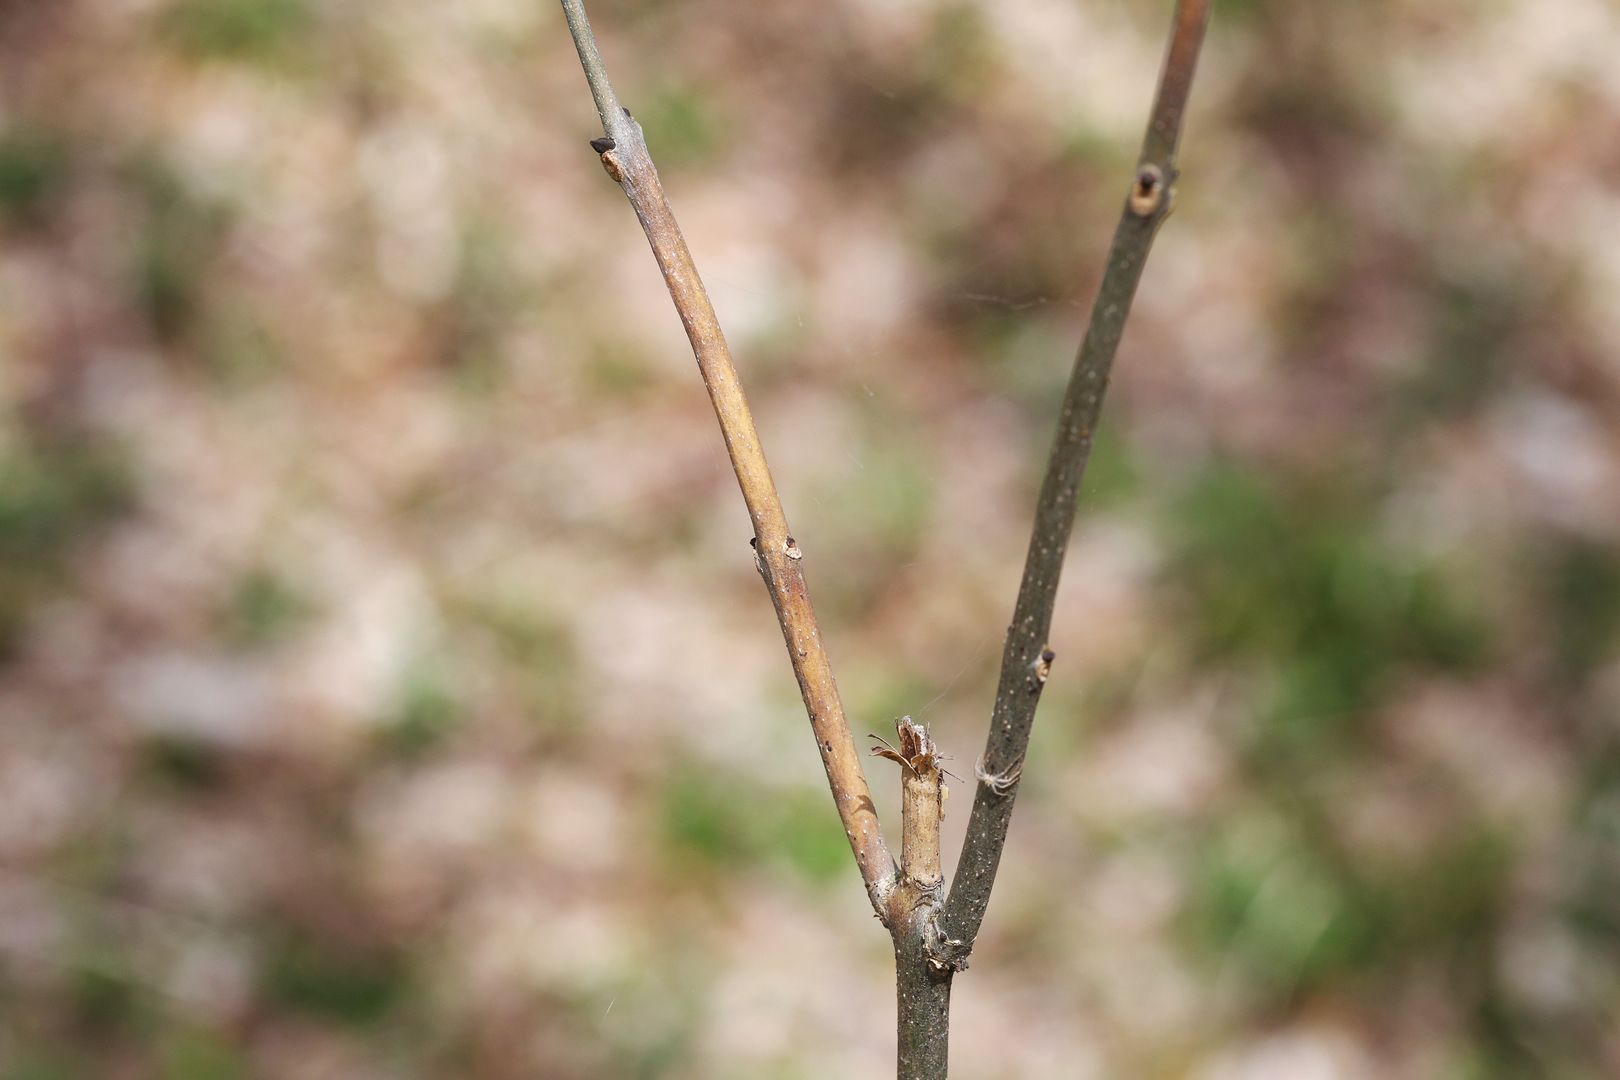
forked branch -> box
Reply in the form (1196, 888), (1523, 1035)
(559, 0), (898, 916)
(561, 0), (1213, 1072)
(933, 0), (1214, 969)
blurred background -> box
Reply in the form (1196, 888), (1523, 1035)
(3, 0), (1619, 1076)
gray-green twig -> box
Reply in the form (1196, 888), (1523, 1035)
(934, 0), (1214, 974)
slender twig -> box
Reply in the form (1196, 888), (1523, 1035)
(558, 0), (898, 916)
(934, 0), (1214, 969)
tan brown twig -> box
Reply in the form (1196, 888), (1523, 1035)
(888, 716), (948, 1078)
(558, 0), (898, 918)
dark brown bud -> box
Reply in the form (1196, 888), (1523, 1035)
(1129, 164), (1164, 217)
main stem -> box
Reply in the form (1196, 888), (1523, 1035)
(558, 0), (897, 916)
(895, 929), (951, 1078)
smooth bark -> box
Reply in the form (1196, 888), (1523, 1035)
(935, 0), (1214, 974)
(559, 0), (898, 918)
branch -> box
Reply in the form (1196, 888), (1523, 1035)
(558, 0), (898, 917)
(897, 721), (944, 903)
(884, 718), (950, 1078)
(935, 0), (1214, 966)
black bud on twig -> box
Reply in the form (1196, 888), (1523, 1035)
(1029, 647), (1055, 689)
(590, 136), (616, 154)
(1129, 164), (1165, 217)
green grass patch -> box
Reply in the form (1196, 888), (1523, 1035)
(377, 661), (462, 759)
(1162, 461), (1488, 756)
(121, 156), (234, 345)
(2, 1046), (94, 1080)
(160, 1027), (248, 1080)
(260, 927), (409, 1026)
(0, 437), (135, 658)
(0, 128), (67, 224)
(139, 733), (229, 794)
(156, 0), (312, 65)
(1391, 271), (1519, 426)
(221, 567), (313, 650)
(1537, 535), (1620, 689)
(661, 765), (851, 886)
(454, 593), (581, 733)
(1187, 808), (1514, 1007)
(640, 85), (723, 171)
